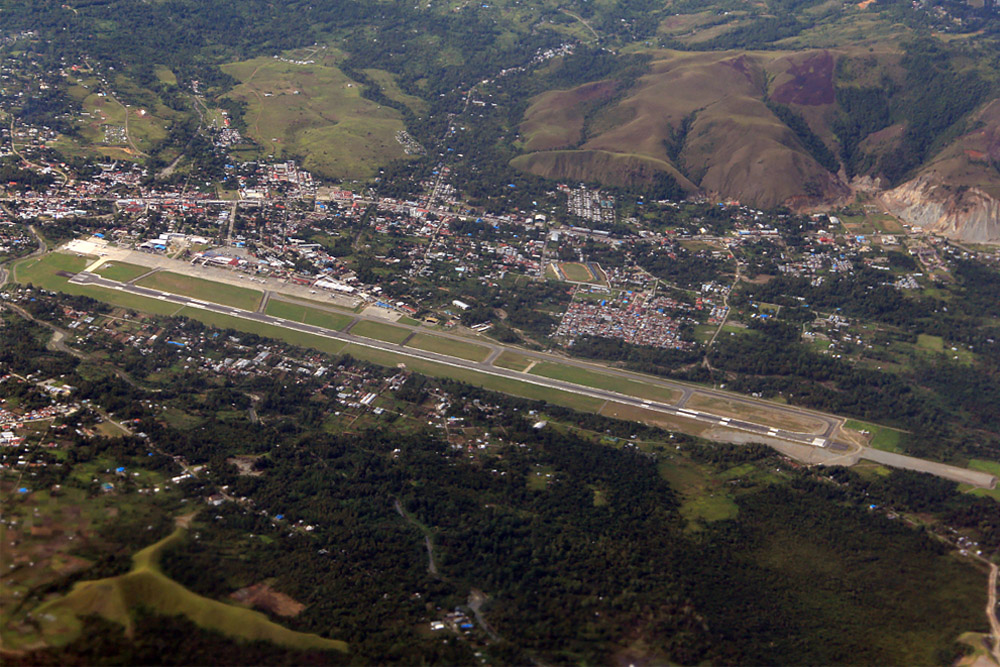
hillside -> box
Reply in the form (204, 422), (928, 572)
(513, 43), (1000, 235)
(881, 100), (1000, 242)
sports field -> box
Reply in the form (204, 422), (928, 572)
(559, 262), (606, 284)
(136, 272), (262, 311)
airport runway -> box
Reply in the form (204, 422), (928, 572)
(71, 270), (849, 452)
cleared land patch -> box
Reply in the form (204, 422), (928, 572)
(136, 272), (262, 311)
(917, 333), (944, 352)
(265, 299), (352, 331)
(406, 333), (490, 362)
(222, 54), (408, 180)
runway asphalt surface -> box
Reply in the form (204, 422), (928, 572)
(71, 270), (850, 452)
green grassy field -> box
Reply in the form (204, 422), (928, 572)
(59, 74), (177, 159)
(36, 527), (347, 652)
(406, 333), (490, 362)
(14, 253), (184, 316)
(657, 456), (739, 529)
(492, 350), (535, 371)
(265, 299), (353, 331)
(559, 262), (598, 283)
(961, 460), (1000, 499)
(361, 68), (428, 115)
(916, 334), (944, 352)
(94, 261), (152, 283)
(845, 419), (904, 453)
(15, 252), (89, 288)
(529, 362), (682, 404)
(221, 53), (408, 180)
(136, 272), (262, 311)
(967, 459), (1000, 476)
(350, 320), (412, 344)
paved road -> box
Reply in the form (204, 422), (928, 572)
(860, 448), (997, 489)
(71, 270), (851, 453)
(989, 563), (1000, 666)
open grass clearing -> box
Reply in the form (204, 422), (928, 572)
(137, 272), (262, 311)
(360, 68), (428, 115)
(916, 333), (944, 352)
(657, 456), (738, 529)
(493, 350), (535, 371)
(687, 393), (828, 434)
(966, 459), (1000, 476)
(406, 333), (490, 362)
(957, 483), (1000, 501)
(350, 320), (411, 344)
(221, 55), (408, 180)
(36, 527), (347, 652)
(14, 252), (89, 288)
(94, 261), (152, 283)
(265, 299), (352, 331)
(845, 419), (905, 453)
(160, 408), (205, 431)
(13, 253), (183, 316)
(529, 362), (682, 404)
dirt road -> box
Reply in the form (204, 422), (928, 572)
(988, 562), (1000, 665)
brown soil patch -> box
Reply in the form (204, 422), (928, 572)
(227, 455), (264, 476)
(230, 583), (305, 617)
(771, 51), (835, 106)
